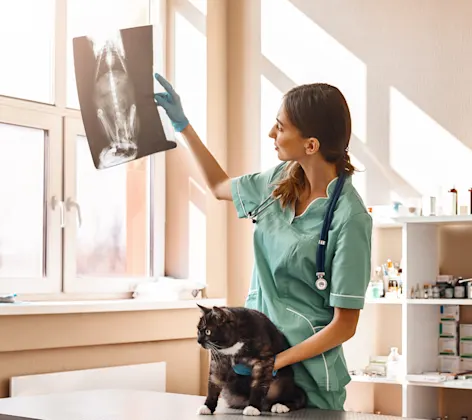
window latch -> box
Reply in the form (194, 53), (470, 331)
(66, 197), (82, 228)
(51, 196), (66, 228)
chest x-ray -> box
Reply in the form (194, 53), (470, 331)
(73, 25), (176, 169)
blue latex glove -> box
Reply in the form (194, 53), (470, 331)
(153, 73), (189, 132)
(232, 356), (278, 377)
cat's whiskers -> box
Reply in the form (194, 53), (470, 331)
(209, 346), (223, 366)
(208, 342), (224, 350)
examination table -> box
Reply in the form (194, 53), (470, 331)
(0, 389), (420, 420)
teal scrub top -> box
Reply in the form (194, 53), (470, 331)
(230, 162), (373, 410)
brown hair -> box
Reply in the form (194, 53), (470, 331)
(272, 83), (355, 208)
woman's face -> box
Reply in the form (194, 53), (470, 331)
(268, 104), (317, 162)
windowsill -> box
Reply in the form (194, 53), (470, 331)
(0, 297), (227, 316)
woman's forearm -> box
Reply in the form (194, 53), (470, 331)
(274, 309), (358, 371)
(180, 124), (231, 200)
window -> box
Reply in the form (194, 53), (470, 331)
(0, 0), (55, 103)
(0, 123), (46, 278)
(0, 0), (167, 296)
(66, 0), (151, 109)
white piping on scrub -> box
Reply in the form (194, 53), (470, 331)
(330, 292), (364, 299)
(293, 176), (338, 219)
(286, 307), (330, 391)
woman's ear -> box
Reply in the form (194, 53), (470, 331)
(304, 137), (320, 155)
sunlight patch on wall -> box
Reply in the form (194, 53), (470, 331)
(389, 87), (472, 208)
(260, 0), (367, 144)
(187, 0), (207, 15)
(350, 155), (367, 203)
(260, 75), (283, 171)
(188, 177), (206, 284)
(174, 11), (207, 143)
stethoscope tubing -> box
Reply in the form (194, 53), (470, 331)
(246, 174), (346, 291)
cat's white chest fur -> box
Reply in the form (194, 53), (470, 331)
(218, 341), (244, 356)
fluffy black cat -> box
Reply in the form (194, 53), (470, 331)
(196, 304), (307, 416)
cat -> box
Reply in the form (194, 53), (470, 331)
(195, 304), (307, 416)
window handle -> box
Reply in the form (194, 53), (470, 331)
(51, 196), (66, 228)
(66, 197), (82, 228)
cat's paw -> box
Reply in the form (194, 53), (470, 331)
(243, 406), (261, 416)
(271, 403), (290, 414)
(196, 405), (213, 415)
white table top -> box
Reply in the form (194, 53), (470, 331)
(0, 389), (412, 420)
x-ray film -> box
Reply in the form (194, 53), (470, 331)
(73, 25), (176, 169)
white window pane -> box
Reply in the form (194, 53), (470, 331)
(0, 0), (55, 103)
(75, 136), (150, 277)
(0, 123), (45, 277)
(66, 0), (150, 109)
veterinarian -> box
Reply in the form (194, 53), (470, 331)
(154, 74), (372, 411)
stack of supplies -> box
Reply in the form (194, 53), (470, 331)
(459, 324), (472, 373)
(438, 305), (460, 373)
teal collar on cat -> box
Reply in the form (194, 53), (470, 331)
(232, 356), (277, 377)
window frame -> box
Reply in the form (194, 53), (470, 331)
(0, 103), (63, 294)
(0, 0), (169, 297)
(62, 117), (167, 294)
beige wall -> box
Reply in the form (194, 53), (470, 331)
(0, 308), (205, 398)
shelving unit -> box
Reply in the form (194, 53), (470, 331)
(343, 215), (472, 418)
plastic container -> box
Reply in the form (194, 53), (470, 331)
(386, 347), (401, 381)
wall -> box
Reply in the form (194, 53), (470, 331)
(226, 0), (472, 305)
(165, 0), (228, 299)
(0, 308), (203, 398)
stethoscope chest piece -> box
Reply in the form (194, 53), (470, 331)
(315, 276), (328, 291)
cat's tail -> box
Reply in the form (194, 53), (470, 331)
(265, 379), (308, 412)
(289, 385), (308, 410)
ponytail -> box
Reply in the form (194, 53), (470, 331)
(273, 152), (356, 209)
(272, 162), (305, 209)
(335, 149), (355, 176)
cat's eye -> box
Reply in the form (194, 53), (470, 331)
(205, 329), (211, 336)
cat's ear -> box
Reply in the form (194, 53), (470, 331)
(197, 303), (211, 315)
(212, 306), (233, 322)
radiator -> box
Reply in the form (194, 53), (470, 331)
(10, 362), (166, 397)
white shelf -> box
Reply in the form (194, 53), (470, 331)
(395, 214), (472, 225)
(352, 374), (472, 390)
(350, 375), (402, 385)
(373, 221), (402, 229)
(365, 298), (403, 305)
(407, 299), (472, 305)
(407, 379), (472, 390)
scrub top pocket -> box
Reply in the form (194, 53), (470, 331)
(280, 306), (340, 393)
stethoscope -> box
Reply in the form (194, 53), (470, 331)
(246, 173), (346, 291)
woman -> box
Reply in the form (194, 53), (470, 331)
(154, 74), (372, 411)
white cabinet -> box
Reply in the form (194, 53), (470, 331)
(344, 215), (472, 418)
